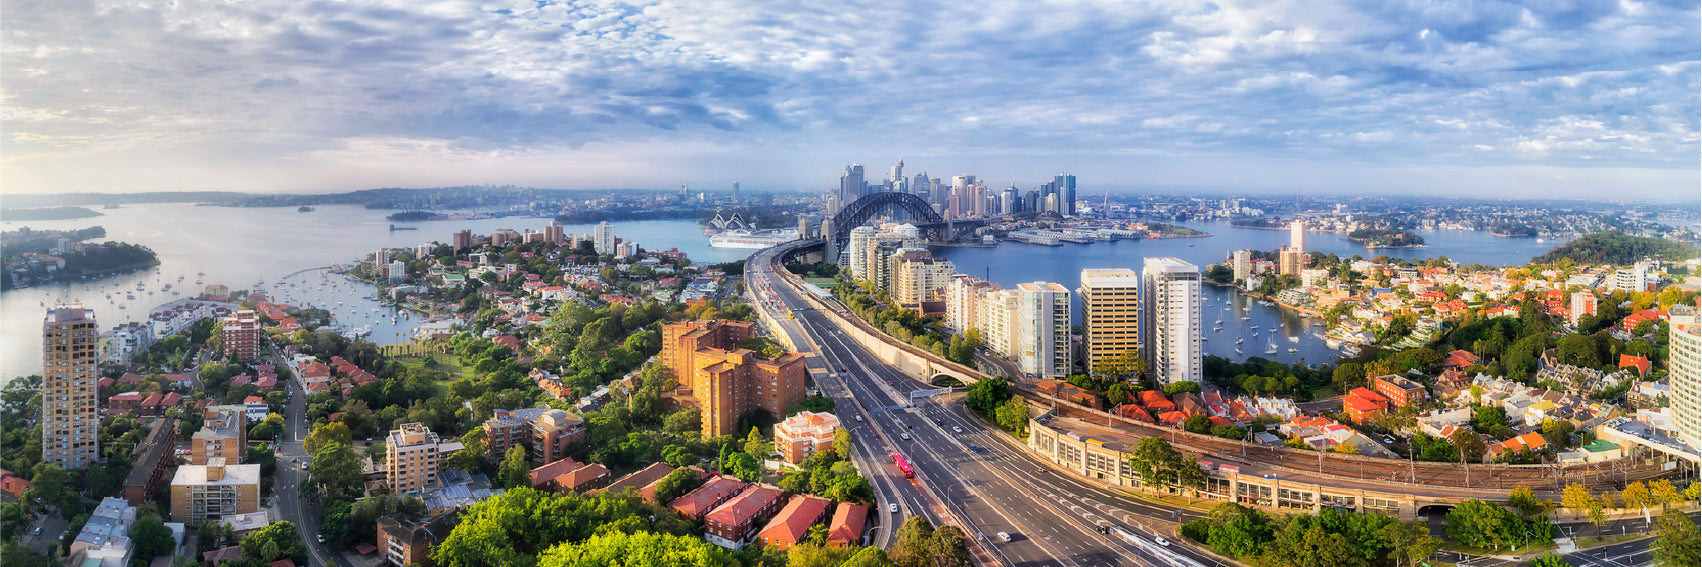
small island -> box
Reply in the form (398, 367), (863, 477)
(1532, 230), (1699, 264)
(1, 206), (104, 220)
(1348, 227), (1425, 248)
(386, 210), (434, 221)
(298, 206), (316, 212)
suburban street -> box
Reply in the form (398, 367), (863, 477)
(269, 343), (347, 567)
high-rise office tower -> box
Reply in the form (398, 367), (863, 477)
(929, 177), (946, 209)
(1290, 220), (1305, 252)
(1669, 305), (1701, 450)
(1015, 282), (1072, 378)
(1002, 187), (1018, 214)
(890, 160), (904, 191)
(594, 221), (615, 254)
(43, 304), (100, 469)
(1142, 258), (1202, 386)
(1079, 269), (1141, 376)
(1232, 250), (1252, 285)
(452, 229), (473, 252)
(840, 164), (866, 205)
(1026, 190), (1040, 213)
(732, 182), (741, 204)
(1055, 173), (1076, 216)
(912, 173), (930, 199)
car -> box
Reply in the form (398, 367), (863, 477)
(1154, 537), (1171, 547)
(969, 445), (981, 453)
(933, 418), (942, 425)
(886, 381), (893, 385)
(997, 532), (1012, 542)
(33, 526), (42, 536)
(316, 535), (326, 543)
(901, 433), (911, 440)
(890, 503), (899, 513)
(953, 426), (963, 433)
(841, 367), (847, 372)
(855, 415), (863, 422)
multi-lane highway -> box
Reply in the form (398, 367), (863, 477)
(746, 246), (1224, 567)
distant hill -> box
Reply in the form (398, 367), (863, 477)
(1, 206), (103, 220)
(1532, 231), (1699, 265)
(0, 192), (257, 208)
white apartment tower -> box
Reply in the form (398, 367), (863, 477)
(593, 221), (616, 255)
(845, 226), (878, 280)
(1232, 249), (1252, 286)
(1290, 220), (1306, 252)
(976, 289), (1020, 363)
(1668, 307), (1701, 451)
(1079, 269), (1141, 375)
(1142, 258), (1202, 386)
(1015, 282), (1072, 378)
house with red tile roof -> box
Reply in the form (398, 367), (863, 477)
(1, 468), (32, 498)
(139, 392), (165, 415)
(529, 458), (587, 489)
(557, 463), (612, 493)
(118, 372), (144, 385)
(109, 391), (147, 412)
(1115, 405), (1154, 423)
(703, 484), (786, 549)
(1342, 394), (1384, 422)
(668, 476), (750, 520)
(1138, 390), (1176, 413)
(757, 495), (832, 551)
(1619, 354), (1651, 377)
(826, 502), (869, 548)
(492, 335), (522, 351)
(1488, 431), (1549, 460)
(594, 462), (677, 502)
(1442, 350), (1481, 370)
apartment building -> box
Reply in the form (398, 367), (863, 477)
(386, 423), (461, 493)
(1079, 269), (1141, 375)
(661, 320), (806, 438)
(170, 458), (260, 524)
(43, 304), (100, 469)
(221, 310), (261, 362)
(775, 411), (840, 465)
(481, 408), (587, 465)
(1142, 258), (1202, 386)
(191, 406), (247, 465)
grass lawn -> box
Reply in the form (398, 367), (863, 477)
(1573, 534), (1644, 549)
(803, 278), (839, 288)
(393, 353), (471, 391)
(1310, 387), (1337, 400)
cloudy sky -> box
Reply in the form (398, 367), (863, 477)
(3, 0), (1698, 200)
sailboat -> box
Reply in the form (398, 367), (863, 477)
(1265, 342), (1278, 355)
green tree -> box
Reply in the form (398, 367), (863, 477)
(303, 422), (352, 454)
(1506, 487), (1553, 518)
(724, 452), (762, 483)
(28, 463), (68, 505)
(499, 446), (532, 489)
(928, 525), (973, 567)
(995, 397), (1029, 435)
(832, 427), (853, 458)
(1646, 479), (1682, 511)
(536, 530), (733, 567)
(131, 515), (176, 562)
(240, 521), (308, 565)
(1127, 437), (1205, 491)
(309, 441), (364, 497)
(1444, 499), (1520, 550)
(1203, 503), (1273, 559)
(964, 376), (1011, 414)
(1269, 525), (1362, 567)
(1653, 508), (1702, 567)
(664, 409), (701, 436)
(891, 516), (935, 567)
(1381, 521), (1438, 567)
(742, 427), (773, 458)
(1529, 554), (1569, 567)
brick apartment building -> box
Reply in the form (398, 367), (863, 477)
(661, 320), (807, 438)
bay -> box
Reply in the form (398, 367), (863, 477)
(1, 204), (755, 381)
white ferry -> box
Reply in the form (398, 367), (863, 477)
(708, 229), (800, 249)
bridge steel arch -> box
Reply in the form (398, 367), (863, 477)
(830, 192), (946, 251)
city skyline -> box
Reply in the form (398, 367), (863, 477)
(3, 1), (1698, 200)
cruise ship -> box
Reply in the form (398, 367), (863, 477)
(708, 229), (800, 249)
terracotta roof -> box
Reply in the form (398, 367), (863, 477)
(758, 495), (831, 546)
(529, 457), (586, 487)
(595, 462), (677, 500)
(669, 476), (749, 518)
(704, 484), (784, 527)
(826, 502), (869, 548)
(558, 463), (610, 491)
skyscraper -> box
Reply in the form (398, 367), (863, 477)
(222, 310), (261, 362)
(1290, 220), (1305, 252)
(594, 221), (615, 254)
(890, 160), (904, 192)
(732, 182), (741, 204)
(1142, 258), (1202, 386)
(1232, 250), (1252, 285)
(43, 304), (100, 469)
(1001, 187), (1018, 214)
(1079, 269), (1141, 376)
(1055, 173), (1076, 216)
(1015, 282), (1072, 378)
(840, 164), (866, 206)
(912, 172), (930, 199)
(1668, 306), (1701, 451)
(930, 177), (946, 209)
(845, 226), (877, 278)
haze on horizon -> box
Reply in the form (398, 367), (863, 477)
(2, 0), (1698, 201)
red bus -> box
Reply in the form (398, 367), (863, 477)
(892, 453), (914, 478)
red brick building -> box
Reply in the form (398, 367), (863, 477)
(221, 310), (262, 362)
(667, 476), (749, 520)
(757, 495), (831, 550)
(661, 320), (808, 438)
(1371, 374), (1427, 407)
(826, 502), (869, 548)
(703, 484), (785, 549)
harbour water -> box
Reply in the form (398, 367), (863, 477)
(3, 208), (1572, 380)
(1, 204), (755, 381)
(930, 219), (1573, 367)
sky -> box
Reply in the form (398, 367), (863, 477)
(2, 0), (1699, 201)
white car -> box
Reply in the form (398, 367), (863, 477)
(997, 532), (1012, 542)
(953, 426), (963, 433)
(900, 433), (911, 440)
(889, 503), (899, 513)
(1154, 537), (1171, 547)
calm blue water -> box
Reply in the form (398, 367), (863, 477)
(1, 204), (755, 381)
(2, 209), (1572, 379)
(931, 220), (1572, 367)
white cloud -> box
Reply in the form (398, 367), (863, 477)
(0, 0), (1696, 199)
